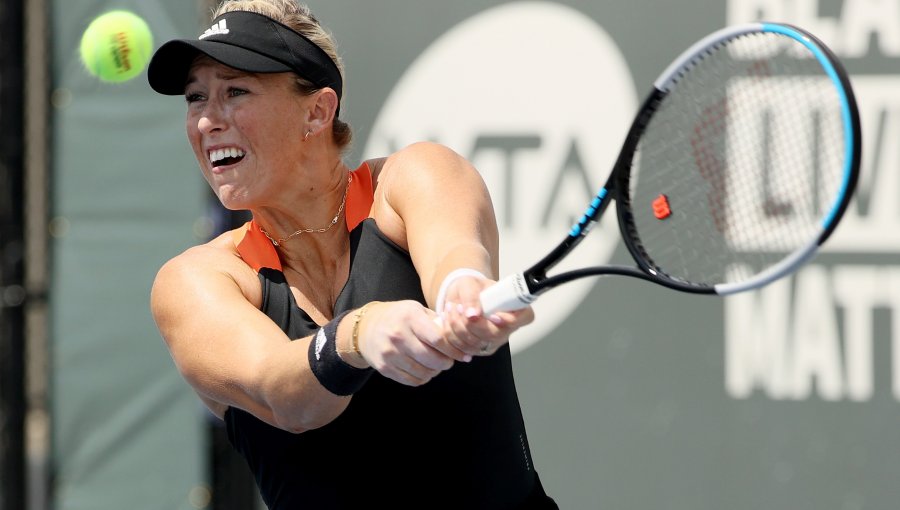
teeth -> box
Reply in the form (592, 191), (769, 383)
(209, 147), (245, 164)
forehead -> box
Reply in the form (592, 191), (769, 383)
(187, 55), (251, 81)
(185, 56), (295, 90)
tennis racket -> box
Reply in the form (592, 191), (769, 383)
(480, 22), (861, 315)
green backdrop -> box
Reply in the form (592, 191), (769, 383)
(50, 1), (206, 508)
(50, 0), (900, 509)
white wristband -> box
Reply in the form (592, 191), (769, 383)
(435, 268), (487, 314)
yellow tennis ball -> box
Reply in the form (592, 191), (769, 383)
(79, 10), (153, 83)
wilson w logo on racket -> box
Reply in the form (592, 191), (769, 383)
(480, 22), (861, 314)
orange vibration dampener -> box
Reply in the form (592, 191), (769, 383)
(652, 194), (672, 220)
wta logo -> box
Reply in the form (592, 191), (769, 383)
(363, 2), (637, 352)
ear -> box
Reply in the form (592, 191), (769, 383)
(304, 88), (339, 136)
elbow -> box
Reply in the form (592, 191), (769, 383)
(274, 418), (310, 435)
(271, 410), (322, 434)
(270, 395), (350, 434)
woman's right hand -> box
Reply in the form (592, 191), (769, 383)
(355, 301), (469, 386)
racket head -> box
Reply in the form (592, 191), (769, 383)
(612, 22), (861, 295)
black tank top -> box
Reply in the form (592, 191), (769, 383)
(224, 166), (554, 509)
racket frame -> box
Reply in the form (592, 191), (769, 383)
(512, 22), (860, 302)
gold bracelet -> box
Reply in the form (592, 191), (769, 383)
(351, 301), (379, 356)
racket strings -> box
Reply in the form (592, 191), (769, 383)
(624, 31), (847, 287)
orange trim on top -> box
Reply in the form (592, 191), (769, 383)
(346, 162), (374, 231)
(232, 162), (375, 272)
(233, 221), (283, 272)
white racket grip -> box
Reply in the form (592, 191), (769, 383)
(479, 273), (537, 315)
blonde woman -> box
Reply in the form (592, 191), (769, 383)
(148, 1), (556, 508)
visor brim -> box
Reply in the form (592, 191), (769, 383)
(148, 39), (293, 95)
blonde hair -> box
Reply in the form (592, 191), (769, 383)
(213, 0), (352, 150)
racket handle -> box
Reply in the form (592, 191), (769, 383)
(480, 273), (537, 315)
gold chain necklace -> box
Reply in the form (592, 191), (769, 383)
(259, 173), (352, 247)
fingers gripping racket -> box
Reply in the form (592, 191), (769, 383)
(480, 22), (861, 315)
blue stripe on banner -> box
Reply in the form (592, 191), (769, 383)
(761, 23), (855, 232)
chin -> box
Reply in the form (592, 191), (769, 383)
(215, 188), (253, 211)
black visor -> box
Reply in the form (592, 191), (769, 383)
(147, 11), (342, 101)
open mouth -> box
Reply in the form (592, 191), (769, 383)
(209, 148), (246, 167)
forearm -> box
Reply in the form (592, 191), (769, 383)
(177, 316), (368, 433)
(252, 337), (353, 432)
(175, 340), (341, 432)
(423, 239), (496, 309)
(252, 313), (372, 432)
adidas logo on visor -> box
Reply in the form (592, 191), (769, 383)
(199, 19), (229, 40)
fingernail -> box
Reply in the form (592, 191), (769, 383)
(465, 307), (480, 319)
(456, 303), (465, 314)
(444, 302), (453, 314)
(463, 355), (472, 363)
(488, 314), (504, 325)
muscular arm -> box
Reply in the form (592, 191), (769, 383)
(371, 142), (533, 357)
(150, 240), (353, 433)
(372, 142), (500, 304)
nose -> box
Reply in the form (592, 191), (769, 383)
(197, 99), (226, 134)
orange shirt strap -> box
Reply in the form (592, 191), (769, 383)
(231, 221), (282, 272)
(346, 161), (374, 232)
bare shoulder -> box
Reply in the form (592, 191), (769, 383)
(371, 142), (491, 250)
(377, 142), (481, 203)
(382, 142), (470, 177)
(151, 231), (263, 315)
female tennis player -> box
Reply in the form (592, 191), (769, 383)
(148, 1), (557, 508)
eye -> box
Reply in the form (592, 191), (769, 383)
(228, 87), (248, 97)
(184, 92), (205, 103)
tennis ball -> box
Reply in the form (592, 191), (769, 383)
(79, 10), (153, 83)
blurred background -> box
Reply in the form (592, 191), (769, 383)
(1, 0), (897, 508)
